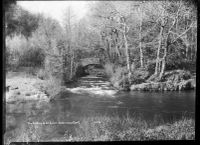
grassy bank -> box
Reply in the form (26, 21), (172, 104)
(4, 115), (195, 143)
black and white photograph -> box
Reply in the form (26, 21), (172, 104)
(4, 0), (196, 143)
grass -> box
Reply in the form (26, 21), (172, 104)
(73, 115), (195, 141)
(4, 114), (195, 144)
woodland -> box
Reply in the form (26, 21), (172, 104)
(5, 1), (197, 90)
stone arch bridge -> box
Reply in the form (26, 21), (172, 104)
(80, 58), (101, 67)
(79, 58), (104, 76)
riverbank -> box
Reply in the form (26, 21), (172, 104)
(109, 69), (196, 91)
(4, 115), (195, 143)
(6, 71), (50, 103)
(130, 70), (196, 91)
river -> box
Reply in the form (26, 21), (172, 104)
(5, 75), (195, 141)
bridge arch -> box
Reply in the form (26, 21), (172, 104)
(77, 58), (104, 76)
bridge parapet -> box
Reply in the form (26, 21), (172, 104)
(80, 58), (100, 67)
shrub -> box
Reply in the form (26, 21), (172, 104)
(6, 34), (45, 69)
(40, 76), (64, 99)
(110, 66), (130, 90)
(19, 46), (45, 67)
(6, 34), (29, 69)
(130, 68), (149, 85)
(37, 69), (49, 80)
(146, 61), (156, 76)
(109, 65), (150, 89)
(161, 70), (192, 83)
(104, 63), (115, 77)
(44, 56), (63, 79)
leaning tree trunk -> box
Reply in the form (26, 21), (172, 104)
(159, 45), (167, 79)
(154, 26), (164, 76)
(160, 34), (170, 79)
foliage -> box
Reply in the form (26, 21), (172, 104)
(104, 63), (115, 77)
(19, 47), (45, 67)
(4, 114), (194, 143)
(6, 34), (45, 69)
(146, 61), (156, 76)
(130, 68), (149, 85)
(3, 0), (16, 11)
(6, 34), (28, 68)
(109, 66), (130, 90)
(161, 70), (192, 83)
(36, 69), (49, 80)
(5, 5), (40, 38)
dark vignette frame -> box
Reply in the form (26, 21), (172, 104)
(1, 0), (199, 145)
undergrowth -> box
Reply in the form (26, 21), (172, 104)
(4, 115), (195, 144)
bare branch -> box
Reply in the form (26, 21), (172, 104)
(171, 22), (194, 43)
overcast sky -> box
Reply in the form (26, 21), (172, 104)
(17, 1), (90, 26)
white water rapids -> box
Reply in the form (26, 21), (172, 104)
(66, 75), (118, 97)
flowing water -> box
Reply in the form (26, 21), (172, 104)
(5, 74), (195, 140)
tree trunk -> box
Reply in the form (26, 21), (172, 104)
(123, 32), (131, 79)
(114, 40), (121, 59)
(186, 45), (188, 58)
(158, 60), (161, 74)
(118, 42), (123, 63)
(70, 50), (74, 79)
(139, 9), (144, 68)
(106, 39), (112, 62)
(159, 34), (170, 79)
(154, 26), (164, 76)
(159, 46), (167, 79)
(62, 49), (66, 85)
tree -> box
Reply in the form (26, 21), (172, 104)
(63, 6), (77, 80)
(30, 16), (66, 80)
(5, 5), (40, 38)
(157, 1), (196, 78)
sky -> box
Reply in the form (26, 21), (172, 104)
(17, 1), (91, 26)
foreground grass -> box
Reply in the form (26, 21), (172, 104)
(4, 115), (195, 144)
(72, 116), (195, 141)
